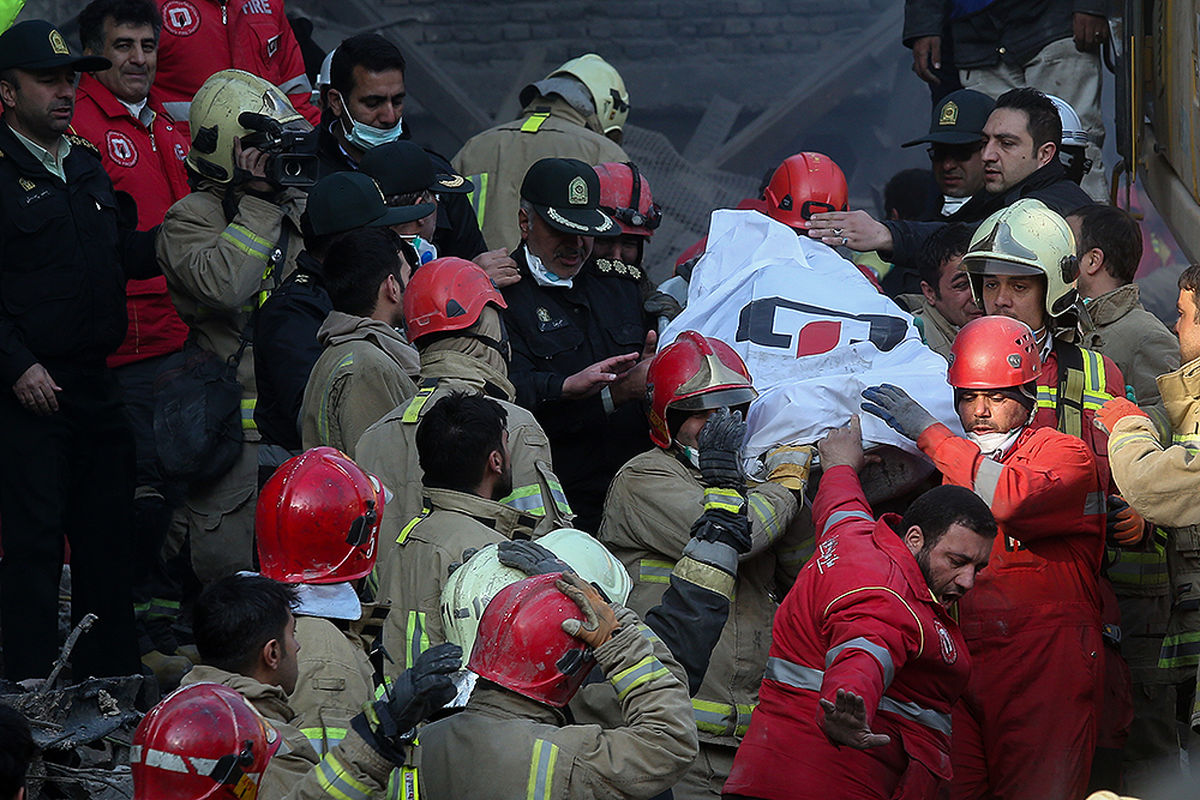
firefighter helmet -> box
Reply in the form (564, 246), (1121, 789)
(132, 683), (280, 800)
(947, 316), (1043, 389)
(646, 331), (757, 448)
(594, 162), (661, 237)
(187, 69), (310, 185)
(961, 198), (1079, 318)
(763, 152), (849, 230)
(468, 573), (596, 707)
(536, 54), (629, 142)
(440, 530), (631, 656)
(256, 447), (384, 585)
(404, 257), (507, 344)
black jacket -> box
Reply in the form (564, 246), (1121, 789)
(502, 247), (650, 532)
(253, 250), (330, 450)
(882, 160), (1092, 269)
(0, 121), (156, 385)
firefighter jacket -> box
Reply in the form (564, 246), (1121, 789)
(1109, 355), (1200, 681)
(153, 0), (318, 126)
(181, 664), (396, 800)
(725, 465), (970, 800)
(896, 293), (957, 361)
(355, 343), (573, 569)
(503, 245), (650, 531)
(70, 74), (190, 369)
(599, 446), (805, 749)
(378, 487), (532, 680)
(299, 311), (420, 458)
(158, 185), (305, 438)
(452, 95), (629, 250)
(0, 121), (158, 387)
(290, 614), (378, 757)
(410, 606), (698, 800)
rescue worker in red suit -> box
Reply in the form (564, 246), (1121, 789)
(861, 314), (1106, 800)
(72, 0), (194, 685)
(152, 0), (319, 126)
(723, 416), (996, 800)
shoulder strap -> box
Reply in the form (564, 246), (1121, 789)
(1053, 339), (1087, 438)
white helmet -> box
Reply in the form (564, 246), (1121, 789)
(1044, 94), (1088, 148)
(312, 47), (337, 106)
(537, 528), (632, 605)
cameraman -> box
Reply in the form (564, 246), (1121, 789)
(157, 69), (311, 584)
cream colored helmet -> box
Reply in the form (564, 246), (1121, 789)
(187, 69), (308, 184)
(552, 54), (629, 143)
(961, 198), (1079, 318)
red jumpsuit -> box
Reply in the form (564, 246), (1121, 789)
(724, 465), (971, 800)
(917, 422), (1105, 800)
(153, 0), (319, 126)
(70, 74), (190, 368)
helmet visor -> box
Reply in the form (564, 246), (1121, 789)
(962, 256), (1044, 277)
(670, 386), (758, 412)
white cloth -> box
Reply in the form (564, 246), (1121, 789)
(291, 581), (363, 621)
(662, 210), (963, 469)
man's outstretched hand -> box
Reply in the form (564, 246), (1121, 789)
(818, 688), (891, 749)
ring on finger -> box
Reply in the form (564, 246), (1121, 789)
(840, 236), (848, 246)
(833, 228), (844, 236)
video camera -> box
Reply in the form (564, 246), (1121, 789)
(238, 112), (320, 188)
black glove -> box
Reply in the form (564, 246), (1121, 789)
(497, 539), (571, 576)
(698, 407), (746, 489)
(691, 506), (752, 554)
(367, 642), (461, 745)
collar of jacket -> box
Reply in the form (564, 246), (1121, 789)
(317, 310), (421, 375)
(75, 73), (171, 125)
(1078, 284), (1140, 331)
(872, 512), (943, 607)
(519, 93), (604, 136)
(424, 486), (532, 535)
(465, 680), (566, 726)
(0, 118), (88, 179)
(183, 664), (297, 723)
(952, 160), (1074, 222)
(911, 294), (960, 345)
(1156, 354), (1200, 430)
(418, 349), (516, 401)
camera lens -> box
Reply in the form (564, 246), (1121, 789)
(284, 160), (302, 178)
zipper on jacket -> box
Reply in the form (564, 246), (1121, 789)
(221, 0), (227, 24)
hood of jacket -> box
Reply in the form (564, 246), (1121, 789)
(317, 310), (421, 377)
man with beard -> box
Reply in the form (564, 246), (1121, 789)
(861, 315), (1106, 800)
(501, 157), (655, 532)
(725, 416), (995, 800)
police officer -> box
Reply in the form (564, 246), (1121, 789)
(0, 19), (158, 680)
(502, 157), (654, 532)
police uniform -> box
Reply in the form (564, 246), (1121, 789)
(0, 21), (156, 680)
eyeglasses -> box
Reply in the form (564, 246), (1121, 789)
(927, 141), (984, 162)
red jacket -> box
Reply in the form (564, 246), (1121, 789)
(918, 423), (1105, 636)
(70, 75), (190, 367)
(725, 465), (971, 800)
(153, 0), (319, 126)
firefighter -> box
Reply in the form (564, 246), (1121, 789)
(599, 331), (812, 800)
(355, 256), (573, 566)
(255, 446), (388, 756)
(410, 572), (698, 799)
(862, 314), (1106, 800)
(725, 416), (996, 800)
(157, 69), (309, 582)
(591, 161), (661, 286)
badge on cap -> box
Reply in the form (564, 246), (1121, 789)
(939, 101), (959, 127)
(568, 176), (587, 206)
(49, 29), (69, 55)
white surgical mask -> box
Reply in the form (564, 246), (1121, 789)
(967, 427), (1024, 458)
(404, 235), (437, 266)
(680, 445), (701, 469)
(340, 110), (404, 151)
(526, 246), (574, 289)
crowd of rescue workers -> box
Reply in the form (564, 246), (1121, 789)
(0, 1), (1195, 799)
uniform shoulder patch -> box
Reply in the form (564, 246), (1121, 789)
(64, 134), (101, 158)
(593, 258), (644, 283)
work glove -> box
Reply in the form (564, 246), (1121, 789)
(557, 572), (619, 648)
(1094, 396), (1149, 435)
(446, 547), (480, 577)
(497, 539), (570, 577)
(691, 504), (752, 554)
(698, 407), (746, 489)
(644, 291), (683, 322)
(860, 384), (938, 441)
(764, 444), (815, 493)
(365, 642), (461, 747)
(1106, 495), (1150, 547)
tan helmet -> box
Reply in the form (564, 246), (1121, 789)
(551, 54), (629, 143)
(961, 198), (1079, 318)
(187, 69), (308, 184)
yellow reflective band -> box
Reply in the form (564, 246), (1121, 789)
(673, 555), (734, 600)
(300, 726), (348, 756)
(735, 703), (756, 736)
(1111, 429), (1160, 450)
(704, 487), (744, 514)
(526, 739), (559, 800)
(1159, 631), (1200, 669)
(466, 173), (489, 229)
(520, 112), (550, 133)
(545, 479), (573, 515)
(406, 610), (429, 670)
(396, 508), (429, 545)
(315, 751), (372, 800)
(609, 654), (670, 701)
(748, 493), (781, 542)
(692, 698), (739, 735)
(638, 558), (674, 584)
(399, 765), (420, 800)
(220, 223), (273, 263)
(402, 386), (437, 424)
(241, 397), (257, 430)
(499, 484), (547, 516)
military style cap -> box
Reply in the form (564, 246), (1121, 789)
(902, 89), (995, 148)
(520, 157), (618, 237)
(360, 141), (473, 198)
(305, 172), (434, 236)
(0, 20), (110, 72)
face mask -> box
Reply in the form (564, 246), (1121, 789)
(680, 445), (701, 469)
(340, 109), (403, 151)
(526, 246), (574, 289)
(967, 427), (1023, 457)
(406, 236), (437, 266)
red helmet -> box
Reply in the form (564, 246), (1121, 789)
(468, 573), (595, 708)
(646, 331), (757, 448)
(594, 161), (661, 237)
(132, 683), (280, 800)
(404, 257), (507, 344)
(763, 152), (848, 229)
(256, 447), (384, 585)
(947, 316), (1043, 389)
